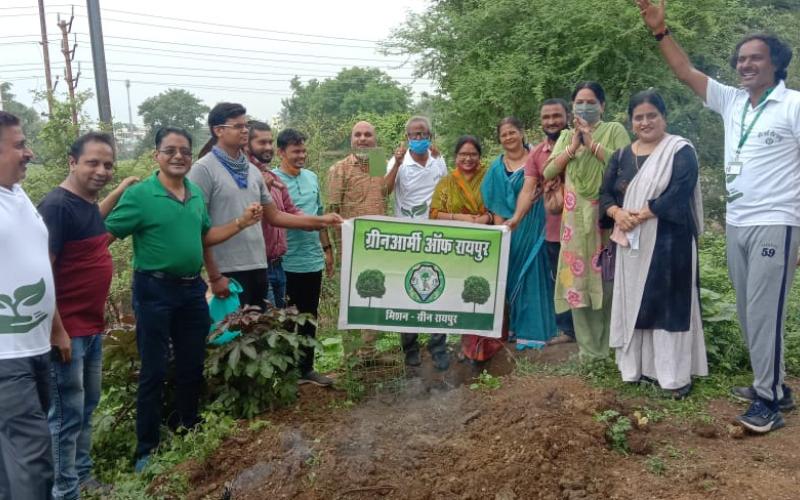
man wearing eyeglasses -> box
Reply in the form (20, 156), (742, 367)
(189, 102), (342, 310)
(105, 126), (263, 472)
(385, 116), (450, 370)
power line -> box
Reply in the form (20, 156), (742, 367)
(73, 14), (379, 50)
(101, 7), (382, 44)
(93, 33), (403, 63)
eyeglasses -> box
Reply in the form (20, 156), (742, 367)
(216, 123), (248, 131)
(407, 131), (431, 140)
(456, 152), (480, 159)
(158, 148), (193, 157)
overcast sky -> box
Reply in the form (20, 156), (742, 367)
(1, 0), (434, 126)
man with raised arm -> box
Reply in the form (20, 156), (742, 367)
(638, 0), (800, 433)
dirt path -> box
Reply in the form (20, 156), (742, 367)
(180, 345), (800, 500)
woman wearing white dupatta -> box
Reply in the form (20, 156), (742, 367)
(600, 90), (708, 399)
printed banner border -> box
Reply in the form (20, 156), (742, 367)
(337, 216), (510, 337)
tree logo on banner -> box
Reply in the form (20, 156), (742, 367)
(405, 262), (445, 304)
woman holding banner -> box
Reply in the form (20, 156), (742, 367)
(481, 117), (556, 350)
(544, 82), (630, 360)
(430, 136), (498, 361)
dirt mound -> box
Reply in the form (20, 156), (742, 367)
(181, 347), (800, 500)
(187, 369), (639, 500)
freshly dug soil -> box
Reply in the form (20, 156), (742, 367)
(180, 344), (800, 500)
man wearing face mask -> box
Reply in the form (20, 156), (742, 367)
(386, 116), (447, 220)
(327, 121), (389, 255)
(385, 116), (449, 370)
(507, 99), (576, 343)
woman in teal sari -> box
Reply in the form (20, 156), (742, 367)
(481, 117), (556, 349)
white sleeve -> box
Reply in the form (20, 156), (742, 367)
(385, 156), (396, 175)
(705, 78), (739, 116)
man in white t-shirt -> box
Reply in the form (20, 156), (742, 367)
(385, 116), (450, 370)
(0, 111), (71, 499)
(639, 1), (800, 433)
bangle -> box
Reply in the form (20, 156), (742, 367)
(235, 217), (243, 229)
(654, 27), (670, 41)
(565, 146), (575, 159)
(592, 143), (601, 156)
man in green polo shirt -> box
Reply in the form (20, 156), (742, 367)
(105, 127), (261, 472)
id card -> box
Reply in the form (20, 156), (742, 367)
(725, 161), (743, 175)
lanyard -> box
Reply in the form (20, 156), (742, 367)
(736, 87), (774, 157)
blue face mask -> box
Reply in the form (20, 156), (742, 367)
(408, 138), (431, 155)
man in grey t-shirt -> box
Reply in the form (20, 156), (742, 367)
(189, 102), (341, 308)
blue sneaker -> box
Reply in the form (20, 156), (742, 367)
(730, 385), (796, 412)
(134, 455), (151, 474)
(735, 399), (785, 434)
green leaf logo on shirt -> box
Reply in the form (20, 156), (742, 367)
(0, 278), (49, 334)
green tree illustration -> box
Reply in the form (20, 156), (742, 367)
(462, 276), (491, 313)
(355, 270), (386, 307)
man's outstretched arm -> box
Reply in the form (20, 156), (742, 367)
(637, 0), (709, 100)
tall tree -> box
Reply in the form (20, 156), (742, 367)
(137, 89), (209, 154)
(390, 0), (796, 162)
(281, 67), (411, 128)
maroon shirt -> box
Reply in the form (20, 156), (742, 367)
(249, 155), (303, 262)
(38, 187), (113, 337)
(523, 140), (562, 242)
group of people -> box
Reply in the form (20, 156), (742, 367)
(1, 2), (799, 498)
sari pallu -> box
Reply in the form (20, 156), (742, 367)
(430, 166), (501, 361)
(481, 156), (556, 348)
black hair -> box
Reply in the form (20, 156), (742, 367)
(496, 116), (526, 142)
(199, 102), (247, 157)
(571, 81), (606, 104)
(731, 33), (793, 82)
(68, 131), (116, 161)
(541, 98), (570, 116)
(0, 111), (21, 142)
(627, 90), (668, 121)
(155, 126), (193, 149)
(276, 128), (307, 150)
(247, 120), (271, 145)
(454, 135), (482, 157)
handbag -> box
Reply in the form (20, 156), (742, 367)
(543, 176), (564, 215)
(600, 148), (626, 282)
(600, 242), (616, 282)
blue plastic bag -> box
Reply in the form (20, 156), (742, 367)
(208, 278), (244, 345)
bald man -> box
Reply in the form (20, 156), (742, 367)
(326, 121), (390, 245)
(327, 121), (390, 348)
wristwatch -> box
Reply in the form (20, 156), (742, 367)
(654, 27), (670, 41)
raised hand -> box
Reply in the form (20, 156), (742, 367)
(393, 145), (407, 166)
(636, 0), (666, 33)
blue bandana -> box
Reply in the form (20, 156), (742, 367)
(212, 145), (249, 189)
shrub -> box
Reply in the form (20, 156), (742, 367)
(205, 306), (319, 419)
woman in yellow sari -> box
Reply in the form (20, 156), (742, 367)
(429, 136), (497, 361)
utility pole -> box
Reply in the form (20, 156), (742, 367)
(86, 0), (112, 130)
(37, 0), (54, 116)
(125, 79), (133, 130)
(58, 11), (80, 133)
